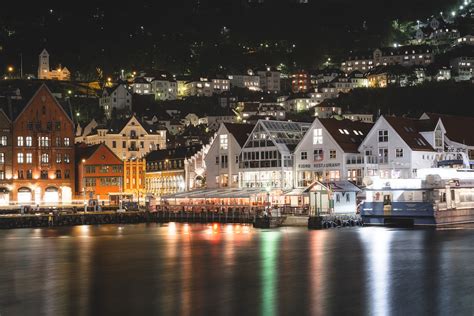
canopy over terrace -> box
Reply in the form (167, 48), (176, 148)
(160, 187), (281, 208)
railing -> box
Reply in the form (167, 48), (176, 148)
(346, 155), (378, 165)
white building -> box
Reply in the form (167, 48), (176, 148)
(100, 85), (132, 118)
(343, 114), (374, 123)
(239, 120), (311, 189)
(152, 79), (178, 101)
(294, 118), (373, 187)
(130, 77), (153, 95)
(37, 49), (71, 81)
(205, 123), (254, 188)
(256, 67), (281, 92)
(283, 94), (316, 112)
(228, 74), (261, 91)
(455, 35), (474, 46)
(358, 116), (439, 179)
(76, 116), (167, 160)
(450, 56), (474, 81)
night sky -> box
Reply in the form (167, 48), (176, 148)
(0, 0), (459, 76)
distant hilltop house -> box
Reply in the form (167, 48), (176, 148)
(37, 49), (71, 81)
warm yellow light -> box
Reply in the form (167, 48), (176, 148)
(107, 77), (112, 82)
(7, 66), (13, 72)
(82, 159), (86, 163)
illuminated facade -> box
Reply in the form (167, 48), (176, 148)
(145, 146), (199, 197)
(205, 123), (254, 188)
(239, 120), (310, 189)
(77, 115), (166, 160)
(99, 84), (132, 118)
(75, 143), (123, 204)
(11, 84), (75, 205)
(37, 49), (71, 81)
(123, 158), (146, 202)
(294, 118), (374, 187)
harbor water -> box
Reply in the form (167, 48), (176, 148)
(0, 223), (473, 315)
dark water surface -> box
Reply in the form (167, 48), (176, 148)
(1, 223), (474, 315)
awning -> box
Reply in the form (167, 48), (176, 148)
(305, 180), (361, 193)
(162, 188), (274, 200)
(283, 188), (308, 196)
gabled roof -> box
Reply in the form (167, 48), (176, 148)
(145, 145), (202, 163)
(384, 116), (435, 151)
(319, 118), (373, 153)
(75, 142), (122, 162)
(422, 113), (474, 146)
(223, 123), (255, 147)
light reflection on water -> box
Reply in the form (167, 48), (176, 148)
(0, 223), (474, 315)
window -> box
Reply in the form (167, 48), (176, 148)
(55, 121), (61, 130)
(0, 153), (4, 163)
(215, 156), (219, 165)
(64, 154), (70, 163)
(26, 136), (32, 147)
(140, 141), (144, 148)
(41, 153), (49, 164)
(346, 194), (350, 202)
(313, 128), (323, 144)
(46, 122), (52, 131)
(220, 134), (228, 150)
(18, 170), (24, 179)
(64, 138), (70, 146)
(65, 170), (70, 179)
(17, 153), (24, 163)
(378, 148), (388, 164)
(56, 170), (62, 179)
(17, 136), (24, 146)
(314, 149), (324, 161)
(221, 155), (228, 168)
(396, 148), (404, 158)
(39, 136), (49, 147)
(27, 122), (33, 131)
(0, 136), (6, 146)
(301, 151), (308, 160)
(56, 154), (62, 163)
(26, 153), (32, 164)
(0, 171), (4, 180)
(122, 141), (126, 148)
(112, 141), (117, 148)
(56, 137), (61, 146)
(26, 169), (32, 179)
(378, 130), (388, 142)
(329, 150), (336, 159)
(40, 170), (48, 179)
(435, 127), (443, 148)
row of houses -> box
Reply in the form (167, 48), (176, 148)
(184, 113), (473, 197)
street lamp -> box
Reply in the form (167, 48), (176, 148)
(82, 158), (87, 212)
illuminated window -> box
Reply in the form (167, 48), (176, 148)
(26, 153), (32, 164)
(313, 128), (323, 144)
(220, 134), (228, 150)
(17, 136), (24, 146)
(26, 136), (32, 147)
(64, 138), (70, 146)
(17, 153), (24, 163)
(41, 153), (49, 164)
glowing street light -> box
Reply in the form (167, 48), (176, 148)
(7, 66), (13, 73)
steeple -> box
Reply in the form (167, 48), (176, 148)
(38, 49), (50, 79)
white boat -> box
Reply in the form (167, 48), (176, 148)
(361, 168), (474, 226)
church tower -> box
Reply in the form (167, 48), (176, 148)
(38, 49), (50, 79)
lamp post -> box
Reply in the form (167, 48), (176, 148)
(82, 158), (87, 212)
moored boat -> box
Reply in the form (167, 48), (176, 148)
(361, 168), (474, 226)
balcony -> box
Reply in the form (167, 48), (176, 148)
(128, 147), (139, 152)
(346, 155), (378, 166)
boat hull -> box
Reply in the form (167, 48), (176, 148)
(361, 202), (474, 226)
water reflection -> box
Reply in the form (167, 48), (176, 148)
(260, 231), (280, 316)
(359, 228), (393, 316)
(0, 224), (473, 315)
